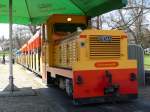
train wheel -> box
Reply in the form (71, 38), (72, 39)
(65, 79), (73, 97)
(59, 78), (65, 90)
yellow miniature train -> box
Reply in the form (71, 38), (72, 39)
(16, 15), (138, 104)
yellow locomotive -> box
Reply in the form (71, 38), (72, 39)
(17, 14), (138, 104)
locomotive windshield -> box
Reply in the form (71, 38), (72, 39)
(53, 23), (86, 33)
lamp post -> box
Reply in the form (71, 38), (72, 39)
(9, 0), (14, 92)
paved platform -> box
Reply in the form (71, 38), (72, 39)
(0, 64), (59, 112)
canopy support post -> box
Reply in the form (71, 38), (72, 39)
(9, 0), (14, 92)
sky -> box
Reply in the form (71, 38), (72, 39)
(0, 24), (9, 39)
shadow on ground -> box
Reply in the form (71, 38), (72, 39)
(32, 85), (150, 112)
(0, 84), (149, 112)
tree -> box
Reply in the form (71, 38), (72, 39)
(92, 0), (150, 47)
(28, 25), (38, 35)
(12, 25), (33, 49)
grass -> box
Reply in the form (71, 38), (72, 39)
(0, 51), (9, 57)
(144, 55), (150, 70)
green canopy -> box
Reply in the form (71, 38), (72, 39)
(0, 0), (127, 25)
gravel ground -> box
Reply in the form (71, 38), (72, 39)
(0, 63), (150, 112)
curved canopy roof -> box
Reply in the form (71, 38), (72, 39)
(0, 0), (127, 25)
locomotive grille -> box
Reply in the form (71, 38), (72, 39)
(89, 35), (120, 59)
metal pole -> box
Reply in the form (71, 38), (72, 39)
(9, 0), (14, 91)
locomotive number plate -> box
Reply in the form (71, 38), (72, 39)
(97, 36), (112, 42)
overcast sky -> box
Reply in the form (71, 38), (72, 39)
(0, 24), (9, 39)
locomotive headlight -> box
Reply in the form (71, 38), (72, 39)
(80, 42), (85, 47)
(80, 35), (86, 47)
(67, 17), (72, 22)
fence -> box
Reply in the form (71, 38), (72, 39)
(128, 44), (145, 86)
